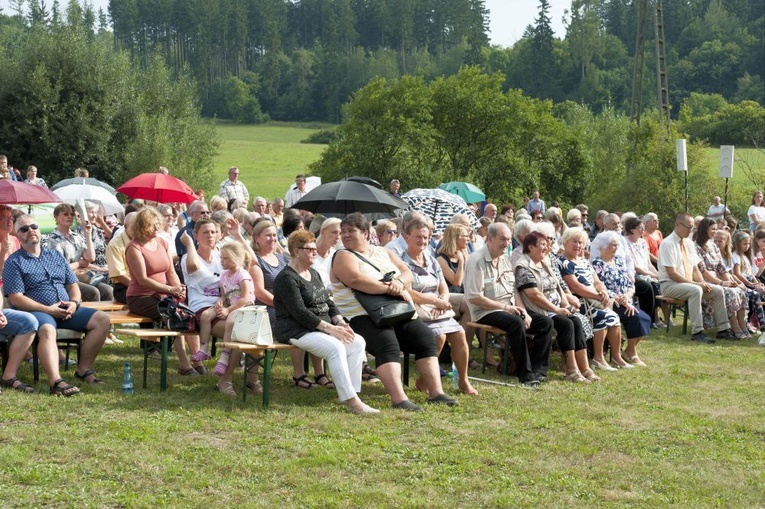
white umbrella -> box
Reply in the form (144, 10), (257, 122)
(53, 183), (125, 215)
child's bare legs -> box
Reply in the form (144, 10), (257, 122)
(191, 307), (217, 362)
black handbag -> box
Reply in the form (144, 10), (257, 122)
(157, 296), (197, 332)
(343, 250), (416, 327)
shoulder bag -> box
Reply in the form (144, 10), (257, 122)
(342, 249), (417, 327)
(157, 296), (197, 333)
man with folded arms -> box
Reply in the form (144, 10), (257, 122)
(658, 212), (734, 343)
(3, 214), (109, 386)
(463, 222), (553, 386)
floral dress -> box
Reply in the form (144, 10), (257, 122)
(695, 242), (747, 327)
(592, 256), (652, 339)
(559, 256), (620, 332)
(732, 252), (765, 328)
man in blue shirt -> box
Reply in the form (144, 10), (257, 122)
(3, 214), (109, 386)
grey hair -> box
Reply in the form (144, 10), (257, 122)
(534, 220), (556, 238)
(560, 226), (588, 246)
(13, 213), (34, 231)
(513, 219), (535, 241)
(566, 208), (581, 222)
(487, 221), (511, 238)
(591, 230), (621, 255)
(644, 212), (658, 222)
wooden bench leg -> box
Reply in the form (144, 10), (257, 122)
(263, 349), (274, 408)
(402, 352), (410, 387)
(682, 304), (689, 334)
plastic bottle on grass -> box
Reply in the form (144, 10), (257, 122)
(122, 362), (133, 395)
(451, 361), (458, 389)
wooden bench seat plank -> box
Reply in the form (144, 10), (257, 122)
(81, 301), (129, 312)
(106, 310), (155, 325)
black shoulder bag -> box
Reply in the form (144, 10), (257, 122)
(340, 249), (417, 327)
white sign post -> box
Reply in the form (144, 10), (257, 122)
(677, 139), (688, 212)
(719, 145), (734, 213)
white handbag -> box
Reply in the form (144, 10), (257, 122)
(230, 306), (273, 345)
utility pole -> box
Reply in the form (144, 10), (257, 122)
(630, 0), (671, 133)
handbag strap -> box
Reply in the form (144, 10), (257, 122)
(344, 249), (385, 274)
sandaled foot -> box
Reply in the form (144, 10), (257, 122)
(49, 378), (80, 397)
(178, 367), (200, 376)
(246, 380), (263, 394)
(217, 381), (237, 397)
(1, 377), (36, 393)
(292, 375), (316, 389)
(459, 381), (479, 396)
(314, 374), (336, 389)
(564, 371), (591, 383)
(74, 369), (105, 384)
(582, 369), (601, 382)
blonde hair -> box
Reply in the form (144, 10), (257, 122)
(220, 241), (251, 270)
(251, 219), (278, 255)
(317, 217), (341, 242)
(438, 224), (469, 257)
(129, 207), (163, 241)
(209, 195), (228, 212)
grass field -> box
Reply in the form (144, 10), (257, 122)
(2, 325), (764, 507)
(5, 124), (765, 507)
(212, 122), (330, 201)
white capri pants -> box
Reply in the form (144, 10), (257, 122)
(289, 332), (366, 402)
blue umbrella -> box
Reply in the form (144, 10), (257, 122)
(441, 181), (486, 204)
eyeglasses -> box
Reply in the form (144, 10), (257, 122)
(385, 230), (398, 235)
(198, 210), (211, 215)
(17, 224), (39, 233)
(547, 236), (555, 242)
(679, 222), (693, 230)
(298, 247), (317, 253)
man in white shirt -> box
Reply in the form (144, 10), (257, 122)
(285, 174), (309, 208)
(706, 196), (729, 222)
(658, 212), (733, 343)
(218, 166), (250, 205)
(527, 191), (545, 214)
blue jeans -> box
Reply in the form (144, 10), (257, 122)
(0, 309), (39, 338)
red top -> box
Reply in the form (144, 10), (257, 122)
(126, 237), (171, 297)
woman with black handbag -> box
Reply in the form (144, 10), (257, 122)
(330, 213), (458, 411)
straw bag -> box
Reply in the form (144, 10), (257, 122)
(230, 306), (273, 345)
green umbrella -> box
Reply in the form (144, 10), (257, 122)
(441, 182), (486, 204)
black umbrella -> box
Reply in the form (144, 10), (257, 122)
(292, 180), (408, 216)
(342, 176), (383, 189)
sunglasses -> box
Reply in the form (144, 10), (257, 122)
(198, 210), (212, 215)
(18, 224), (39, 233)
(385, 230), (398, 235)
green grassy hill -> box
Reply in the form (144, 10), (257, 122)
(212, 122), (329, 201)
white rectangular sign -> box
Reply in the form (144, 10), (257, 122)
(676, 139), (687, 172)
(719, 145), (734, 178)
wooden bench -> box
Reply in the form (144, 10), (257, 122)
(81, 301), (129, 312)
(467, 322), (514, 376)
(217, 341), (299, 407)
(114, 328), (186, 391)
(656, 295), (689, 334)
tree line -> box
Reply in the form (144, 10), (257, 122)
(101, 0), (763, 123)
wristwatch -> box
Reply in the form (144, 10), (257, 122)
(322, 322), (330, 332)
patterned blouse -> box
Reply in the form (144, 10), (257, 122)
(695, 241), (730, 277)
(591, 256), (634, 298)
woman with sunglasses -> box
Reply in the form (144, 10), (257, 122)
(375, 220), (398, 247)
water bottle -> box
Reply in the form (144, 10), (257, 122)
(122, 362), (133, 395)
(451, 361), (459, 389)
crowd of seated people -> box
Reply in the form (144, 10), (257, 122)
(3, 162), (764, 409)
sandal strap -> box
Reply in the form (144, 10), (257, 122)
(1, 377), (35, 393)
(293, 375), (315, 389)
(75, 369), (105, 384)
(50, 378), (80, 396)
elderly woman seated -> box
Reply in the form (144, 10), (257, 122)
(559, 227), (630, 371)
(273, 231), (378, 414)
(567, 209), (582, 228)
(591, 231), (652, 367)
(515, 231), (598, 382)
(403, 219), (478, 395)
(331, 213), (458, 411)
